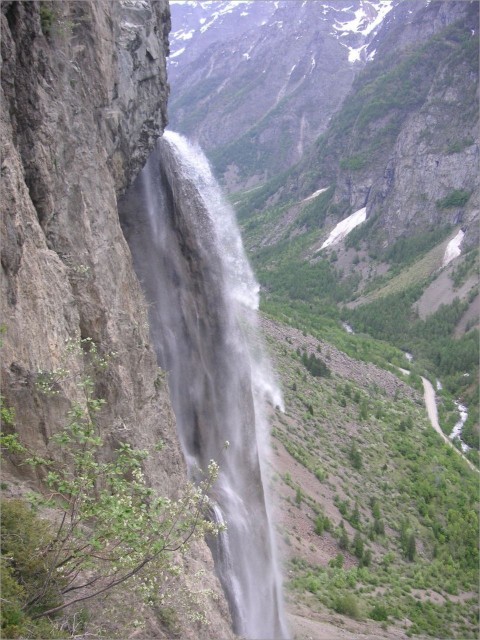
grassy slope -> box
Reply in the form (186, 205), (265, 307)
(263, 318), (479, 639)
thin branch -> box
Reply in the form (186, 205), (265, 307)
(62, 565), (123, 594)
(31, 548), (162, 619)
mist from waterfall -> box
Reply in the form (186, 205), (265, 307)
(119, 131), (289, 639)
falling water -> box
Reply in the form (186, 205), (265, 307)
(119, 131), (289, 639)
(449, 401), (470, 453)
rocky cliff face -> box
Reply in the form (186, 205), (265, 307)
(278, 0), (479, 248)
(0, 1), (232, 637)
(236, 1), (478, 253)
(330, 0), (479, 250)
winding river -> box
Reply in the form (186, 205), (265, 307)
(421, 377), (477, 473)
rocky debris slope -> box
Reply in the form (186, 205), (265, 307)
(261, 316), (417, 401)
(0, 1), (233, 637)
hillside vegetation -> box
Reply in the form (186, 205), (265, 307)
(231, 4), (479, 463)
(262, 318), (478, 639)
(230, 8), (480, 630)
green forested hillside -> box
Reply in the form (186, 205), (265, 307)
(263, 318), (479, 639)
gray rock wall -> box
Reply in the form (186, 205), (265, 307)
(1, 0), (173, 491)
(0, 1), (233, 636)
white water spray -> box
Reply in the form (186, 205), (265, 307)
(449, 401), (470, 453)
(120, 131), (289, 639)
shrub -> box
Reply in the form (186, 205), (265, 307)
(0, 338), (221, 625)
(301, 352), (331, 378)
(339, 526), (350, 550)
(350, 502), (361, 528)
(369, 603), (390, 621)
(407, 533), (417, 561)
(359, 402), (369, 421)
(39, 2), (55, 36)
(329, 553), (344, 569)
(353, 532), (365, 559)
(156, 607), (181, 636)
(360, 549), (372, 567)
(340, 155), (367, 171)
(334, 593), (361, 619)
(314, 515), (331, 536)
(315, 467), (327, 482)
(1, 501), (66, 638)
(374, 518), (385, 536)
(295, 487), (303, 505)
(446, 138), (474, 154)
(436, 189), (471, 209)
(349, 442), (363, 470)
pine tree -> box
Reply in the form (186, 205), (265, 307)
(339, 523), (349, 550)
(407, 533), (416, 561)
(353, 532), (364, 559)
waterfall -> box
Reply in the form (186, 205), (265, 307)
(119, 131), (289, 640)
(449, 401), (470, 453)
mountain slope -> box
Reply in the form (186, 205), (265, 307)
(225, 1), (479, 467)
(168, 0), (400, 190)
(164, 4), (480, 637)
(237, 0), (478, 245)
(262, 316), (478, 639)
(234, 1), (478, 324)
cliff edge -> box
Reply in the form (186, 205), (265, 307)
(0, 1), (233, 637)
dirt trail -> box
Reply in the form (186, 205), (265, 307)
(421, 377), (477, 473)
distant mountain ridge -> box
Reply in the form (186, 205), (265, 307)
(168, 0), (401, 190)
(239, 0), (479, 251)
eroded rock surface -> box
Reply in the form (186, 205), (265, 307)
(0, 2), (233, 636)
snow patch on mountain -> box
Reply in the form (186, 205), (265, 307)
(302, 187), (329, 203)
(442, 230), (464, 267)
(333, 0), (394, 37)
(348, 44), (367, 62)
(339, 42), (368, 63)
(170, 47), (186, 59)
(174, 29), (195, 40)
(319, 207), (367, 250)
(170, 0), (255, 49)
(170, 1), (395, 63)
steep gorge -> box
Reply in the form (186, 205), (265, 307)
(1, 1), (478, 638)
